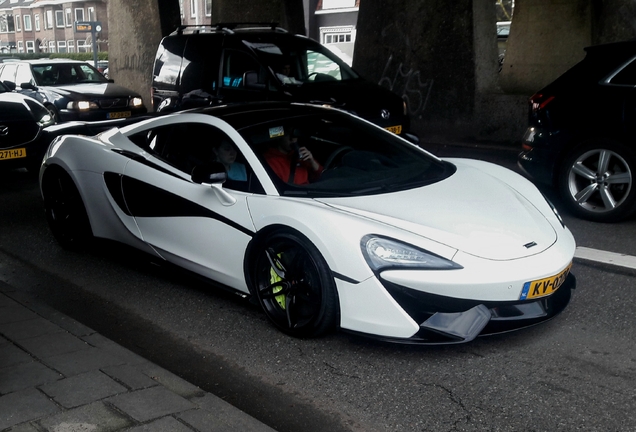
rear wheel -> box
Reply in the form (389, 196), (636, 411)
(252, 230), (339, 338)
(558, 140), (636, 222)
(41, 167), (93, 249)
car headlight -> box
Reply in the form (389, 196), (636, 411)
(131, 97), (143, 107)
(67, 101), (99, 110)
(361, 235), (462, 272)
(37, 113), (54, 127)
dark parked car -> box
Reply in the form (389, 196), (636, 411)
(518, 40), (636, 222)
(0, 80), (55, 172)
(152, 23), (412, 138)
(0, 59), (146, 123)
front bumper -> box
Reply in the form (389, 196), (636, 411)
(368, 272), (576, 344)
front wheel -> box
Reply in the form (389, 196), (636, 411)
(41, 167), (93, 249)
(252, 230), (339, 338)
(45, 104), (60, 124)
(558, 140), (636, 222)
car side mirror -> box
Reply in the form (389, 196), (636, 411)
(20, 82), (37, 90)
(191, 162), (227, 184)
(3, 80), (16, 90)
(404, 132), (420, 145)
(243, 71), (266, 90)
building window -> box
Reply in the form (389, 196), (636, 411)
(205, 0), (212, 16)
(48, 40), (55, 53)
(65, 8), (72, 27)
(190, 0), (197, 17)
(1, 14), (15, 33)
(77, 40), (88, 53)
(46, 10), (53, 29)
(23, 15), (32, 31)
(35, 14), (40, 31)
(57, 40), (67, 53)
(322, 28), (354, 44)
(75, 8), (84, 23)
(87, 7), (95, 21)
(26, 40), (35, 53)
(17, 40), (23, 53)
(322, 0), (356, 9)
(68, 40), (75, 53)
(15, 15), (20, 31)
(55, 10), (64, 28)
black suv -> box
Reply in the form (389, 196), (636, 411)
(0, 59), (147, 123)
(152, 23), (410, 136)
(518, 40), (636, 222)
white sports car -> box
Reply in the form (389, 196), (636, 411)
(39, 102), (576, 344)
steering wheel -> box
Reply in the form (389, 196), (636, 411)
(323, 146), (354, 170)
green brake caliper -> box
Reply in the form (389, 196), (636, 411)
(268, 252), (286, 310)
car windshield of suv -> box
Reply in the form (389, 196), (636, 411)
(243, 39), (359, 86)
(235, 111), (452, 197)
(32, 63), (109, 86)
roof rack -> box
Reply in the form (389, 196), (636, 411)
(172, 22), (287, 36)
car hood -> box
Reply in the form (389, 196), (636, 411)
(43, 83), (140, 98)
(315, 160), (557, 261)
(286, 79), (405, 125)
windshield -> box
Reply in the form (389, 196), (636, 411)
(243, 37), (359, 86)
(236, 110), (452, 197)
(32, 63), (109, 86)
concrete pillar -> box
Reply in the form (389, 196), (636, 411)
(354, 0), (499, 140)
(499, 0), (592, 95)
(107, 0), (167, 111)
(214, 0), (305, 35)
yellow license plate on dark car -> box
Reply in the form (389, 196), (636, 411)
(108, 111), (131, 119)
(385, 125), (402, 134)
(520, 263), (572, 300)
(0, 148), (26, 160)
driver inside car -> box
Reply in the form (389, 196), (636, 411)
(263, 126), (322, 185)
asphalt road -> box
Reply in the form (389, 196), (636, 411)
(1, 146), (635, 432)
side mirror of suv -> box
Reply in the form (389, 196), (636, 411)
(20, 82), (38, 90)
(3, 80), (16, 91)
(243, 71), (266, 90)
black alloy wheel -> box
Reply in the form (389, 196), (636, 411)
(253, 230), (339, 338)
(42, 167), (93, 249)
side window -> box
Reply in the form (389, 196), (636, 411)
(153, 35), (187, 87)
(15, 64), (34, 85)
(306, 50), (341, 81)
(134, 123), (263, 194)
(222, 50), (264, 88)
(609, 58), (636, 86)
(181, 34), (222, 95)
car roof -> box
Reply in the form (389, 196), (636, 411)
(170, 22), (289, 36)
(9, 58), (88, 65)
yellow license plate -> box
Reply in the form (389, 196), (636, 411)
(385, 125), (402, 134)
(520, 263), (572, 300)
(0, 148), (26, 160)
(108, 111), (131, 119)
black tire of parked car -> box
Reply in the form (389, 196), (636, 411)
(558, 139), (636, 222)
(251, 229), (340, 338)
(45, 104), (60, 124)
(41, 166), (94, 249)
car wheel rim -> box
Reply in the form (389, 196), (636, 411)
(567, 148), (632, 214)
(256, 241), (323, 332)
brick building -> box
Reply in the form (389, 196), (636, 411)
(0, 0), (108, 54)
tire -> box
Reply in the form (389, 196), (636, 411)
(252, 230), (339, 338)
(41, 167), (93, 249)
(558, 140), (636, 222)
(45, 104), (60, 124)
